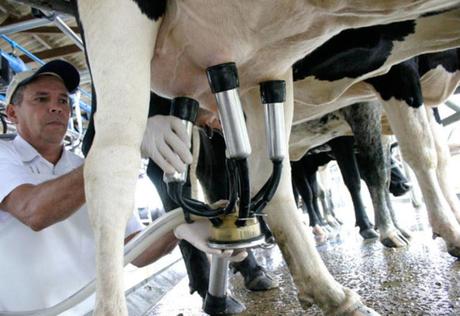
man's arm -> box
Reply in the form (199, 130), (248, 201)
(125, 231), (178, 267)
(0, 165), (85, 231)
(125, 220), (247, 268)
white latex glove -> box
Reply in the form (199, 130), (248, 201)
(141, 115), (193, 174)
(174, 220), (248, 262)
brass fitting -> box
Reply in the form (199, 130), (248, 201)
(209, 213), (263, 244)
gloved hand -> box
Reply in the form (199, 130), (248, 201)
(174, 220), (248, 262)
(141, 115), (193, 174)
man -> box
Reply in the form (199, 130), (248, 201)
(0, 60), (243, 314)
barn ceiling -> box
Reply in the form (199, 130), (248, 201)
(0, 0), (91, 107)
(1, 0), (460, 135)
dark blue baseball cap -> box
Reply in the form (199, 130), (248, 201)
(5, 59), (80, 104)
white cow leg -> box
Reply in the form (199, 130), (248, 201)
(318, 166), (343, 226)
(426, 107), (460, 224)
(381, 136), (411, 240)
(383, 100), (460, 258)
(317, 168), (341, 229)
(78, 1), (160, 314)
(243, 73), (377, 315)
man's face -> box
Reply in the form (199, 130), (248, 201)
(7, 75), (70, 146)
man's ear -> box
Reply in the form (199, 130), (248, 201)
(5, 104), (18, 124)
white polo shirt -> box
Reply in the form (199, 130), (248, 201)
(0, 135), (143, 314)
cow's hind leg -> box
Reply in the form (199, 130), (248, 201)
(383, 100), (460, 258)
(243, 73), (377, 315)
(307, 172), (331, 227)
(292, 161), (328, 243)
(380, 136), (412, 239)
(230, 251), (278, 291)
(317, 165), (343, 226)
(308, 171), (340, 239)
(328, 136), (379, 240)
(78, 1), (160, 314)
(342, 102), (409, 247)
(426, 108), (460, 224)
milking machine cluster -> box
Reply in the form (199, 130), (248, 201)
(164, 62), (286, 314)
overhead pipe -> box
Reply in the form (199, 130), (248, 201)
(0, 17), (52, 35)
(52, 16), (84, 50)
(26, 8), (83, 50)
(445, 100), (460, 113)
(0, 51), (28, 72)
(0, 34), (44, 65)
(13, 0), (76, 16)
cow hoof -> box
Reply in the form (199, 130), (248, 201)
(335, 217), (344, 225)
(332, 288), (380, 316)
(223, 295), (246, 315)
(328, 221), (341, 229)
(244, 268), (278, 291)
(315, 234), (328, 245)
(359, 228), (379, 240)
(398, 228), (412, 240)
(312, 225), (328, 243)
(346, 304), (380, 316)
(446, 244), (460, 258)
(203, 293), (245, 315)
(325, 215), (341, 228)
(381, 236), (407, 248)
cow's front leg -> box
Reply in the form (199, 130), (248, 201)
(243, 72), (378, 315)
(383, 100), (460, 258)
(77, 1), (160, 314)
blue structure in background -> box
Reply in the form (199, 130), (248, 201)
(0, 34), (91, 114)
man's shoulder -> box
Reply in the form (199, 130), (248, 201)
(0, 139), (19, 161)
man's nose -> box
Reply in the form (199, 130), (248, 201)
(48, 102), (64, 114)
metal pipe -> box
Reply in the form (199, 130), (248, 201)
(53, 16), (84, 50)
(260, 80), (286, 161)
(441, 111), (460, 126)
(208, 256), (229, 297)
(0, 34), (44, 65)
(72, 90), (83, 139)
(13, 0), (76, 15)
(264, 102), (286, 161)
(0, 50), (28, 72)
(214, 89), (252, 158)
(445, 100), (460, 113)
(0, 18), (52, 35)
(207, 63), (251, 159)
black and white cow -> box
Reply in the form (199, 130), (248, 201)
(72, 2), (460, 315)
(292, 132), (411, 242)
(291, 98), (413, 247)
(292, 135), (379, 242)
(11, 0), (460, 314)
(293, 41), (460, 255)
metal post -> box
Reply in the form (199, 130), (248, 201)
(208, 256), (229, 297)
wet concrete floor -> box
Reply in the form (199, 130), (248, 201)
(145, 199), (460, 315)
